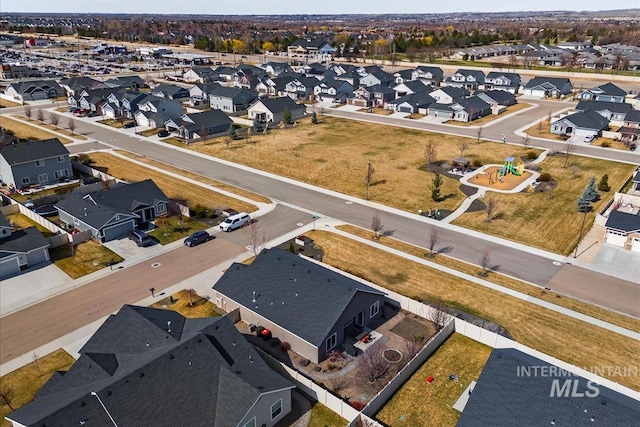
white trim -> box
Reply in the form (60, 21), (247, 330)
(326, 331), (337, 351)
(242, 417), (255, 427)
(370, 300), (380, 318)
(270, 398), (283, 420)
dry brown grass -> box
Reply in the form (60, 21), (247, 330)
(150, 289), (222, 318)
(50, 240), (124, 279)
(117, 150), (272, 204)
(595, 138), (631, 151)
(85, 152), (258, 213)
(0, 98), (20, 108)
(305, 230), (640, 390)
(524, 120), (567, 141)
(376, 333), (491, 427)
(453, 155), (636, 254)
(337, 224), (640, 333)
(138, 127), (164, 137)
(0, 349), (75, 427)
(0, 116), (71, 144)
(446, 103), (531, 127)
(172, 116), (538, 212)
(5, 213), (56, 238)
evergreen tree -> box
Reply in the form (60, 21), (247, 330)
(597, 174), (610, 192)
(431, 172), (443, 202)
(282, 107), (292, 125)
(252, 115), (263, 132)
(311, 111), (318, 124)
(227, 123), (238, 140)
(585, 177), (600, 202)
(577, 183), (594, 212)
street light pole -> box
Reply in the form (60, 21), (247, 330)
(90, 392), (118, 427)
(573, 210), (588, 258)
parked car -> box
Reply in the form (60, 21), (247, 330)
(583, 135), (595, 144)
(157, 129), (170, 137)
(122, 121), (136, 128)
(128, 230), (153, 247)
(184, 230), (211, 247)
(219, 212), (251, 232)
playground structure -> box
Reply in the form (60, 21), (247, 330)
(499, 157), (524, 177)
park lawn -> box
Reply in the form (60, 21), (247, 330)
(0, 116), (71, 144)
(337, 224), (640, 333)
(50, 240), (124, 279)
(376, 334), (491, 427)
(445, 103), (531, 127)
(304, 230), (640, 391)
(85, 152), (258, 214)
(150, 289), (221, 318)
(452, 155), (636, 254)
(0, 349), (75, 427)
(116, 150), (272, 204)
(307, 401), (348, 427)
(147, 215), (210, 245)
(4, 213), (56, 238)
(172, 116), (537, 213)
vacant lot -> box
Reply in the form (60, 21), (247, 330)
(453, 155), (635, 254)
(0, 349), (75, 427)
(1, 116), (71, 144)
(150, 289), (222, 318)
(376, 333), (491, 427)
(305, 230), (640, 390)
(85, 152), (258, 214)
(173, 116), (537, 212)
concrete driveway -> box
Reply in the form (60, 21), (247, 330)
(591, 245), (640, 284)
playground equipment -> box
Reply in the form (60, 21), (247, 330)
(499, 157), (524, 177)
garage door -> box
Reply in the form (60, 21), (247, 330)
(0, 256), (21, 279)
(632, 237), (640, 252)
(399, 106), (413, 113)
(606, 231), (627, 247)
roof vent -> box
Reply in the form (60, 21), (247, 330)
(248, 355), (254, 363)
(139, 372), (144, 378)
(167, 320), (171, 333)
(252, 291), (257, 303)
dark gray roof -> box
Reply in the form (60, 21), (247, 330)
(8, 79), (63, 95)
(524, 76), (572, 90)
(210, 85), (256, 102)
(152, 84), (189, 98)
(634, 171), (640, 183)
(481, 90), (516, 104)
(0, 138), (68, 166)
(457, 348), (640, 427)
(0, 211), (11, 229)
(257, 97), (305, 114)
(455, 96), (491, 112)
(389, 92), (436, 107)
(0, 226), (49, 255)
(454, 68), (485, 81)
(485, 72), (521, 81)
(8, 306), (293, 427)
(626, 110), (640, 124)
(576, 100), (632, 114)
(438, 86), (470, 98)
(368, 84), (395, 95)
(590, 82), (627, 97)
(605, 210), (640, 233)
(414, 65), (444, 78)
(399, 80), (433, 93)
(179, 109), (233, 131)
(561, 110), (610, 131)
(213, 249), (385, 347)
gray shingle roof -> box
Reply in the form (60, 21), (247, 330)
(257, 97), (305, 114)
(560, 110), (610, 130)
(576, 100), (632, 114)
(626, 110), (640, 124)
(179, 109), (232, 131)
(0, 226), (49, 255)
(0, 138), (68, 166)
(8, 306), (293, 427)
(457, 348), (640, 427)
(524, 76), (572, 90)
(591, 82), (627, 97)
(605, 210), (640, 233)
(213, 249), (385, 347)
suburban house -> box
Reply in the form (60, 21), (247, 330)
(334, 69), (363, 87)
(392, 80), (433, 98)
(368, 84), (396, 108)
(0, 212), (50, 279)
(285, 75), (320, 100)
(430, 87), (470, 104)
(575, 100), (632, 122)
(578, 82), (627, 103)
(550, 110), (610, 138)
(313, 78), (353, 103)
(134, 96), (184, 128)
(0, 138), (72, 190)
(393, 69), (414, 84)
(151, 84), (191, 101)
(188, 82), (221, 107)
(450, 96), (492, 122)
(348, 86), (374, 107)
(475, 90), (517, 113)
(385, 92), (436, 113)
(442, 69), (485, 91)
(359, 70), (395, 88)
(247, 97), (306, 124)
(6, 305), (295, 427)
(2, 79), (63, 102)
(183, 66), (219, 84)
(483, 72), (521, 93)
(55, 179), (169, 242)
(411, 66), (444, 87)
(164, 109), (233, 141)
(212, 65), (236, 81)
(523, 77), (573, 98)
(457, 348), (640, 426)
(604, 209), (640, 252)
(287, 38), (336, 58)
(427, 103), (455, 120)
(301, 62), (330, 77)
(212, 249), (386, 363)
(620, 110), (640, 144)
(58, 76), (105, 96)
(209, 86), (257, 112)
(104, 75), (147, 90)
(260, 61), (293, 76)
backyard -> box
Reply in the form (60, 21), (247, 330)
(376, 333), (491, 427)
(304, 230), (640, 391)
(149, 289), (222, 318)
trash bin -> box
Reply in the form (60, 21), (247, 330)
(260, 328), (272, 340)
(248, 324), (257, 332)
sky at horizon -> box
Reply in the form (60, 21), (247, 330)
(1, 0), (639, 15)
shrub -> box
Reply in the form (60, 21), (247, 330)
(326, 362), (337, 370)
(280, 341), (291, 351)
(525, 162), (539, 171)
(300, 358), (310, 367)
(598, 174), (610, 192)
(600, 140), (611, 148)
(527, 151), (538, 160)
(472, 159), (482, 167)
(539, 172), (552, 182)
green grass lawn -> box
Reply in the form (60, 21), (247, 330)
(148, 216), (210, 245)
(0, 349), (75, 427)
(307, 401), (348, 427)
(49, 240), (124, 279)
(376, 333), (491, 427)
(4, 213), (56, 238)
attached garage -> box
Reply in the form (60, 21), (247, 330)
(605, 230), (627, 247)
(632, 237), (640, 253)
(0, 255), (21, 279)
(399, 105), (413, 113)
(604, 210), (640, 251)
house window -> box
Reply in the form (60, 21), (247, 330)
(271, 399), (283, 420)
(243, 418), (256, 427)
(73, 218), (80, 225)
(57, 156), (65, 163)
(370, 300), (380, 318)
(22, 177), (30, 185)
(38, 174), (48, 185)
(156, 203), (166, 214)
(54, 170), (68, 179)
(35, 159), (45, 167)
(326, 332), (337, 351)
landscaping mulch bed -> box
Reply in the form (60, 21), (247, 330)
(459, 184), (478, 197)
(276, 238), (324, 261)
(467, 199), (486, 213)
(390, 316), (438, 342)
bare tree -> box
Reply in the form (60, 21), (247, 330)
(67, 117), (76, 134)
(402, 334), (424, 358)
(32, 352), (42, 376)
(427, 301), (450, 331)
(371, 212), (383, 239)
(458, 140), (469, 158)
(23, 105), (33, 120)
(427, 226), (439, 257)
(479, 250), (492, 276)
(547, 111), (552, 124)
(331, 375), (352, 394)
(186, 288), (195, 306)
(36, 108), (45, 123)
(537, 120), (543, 135)
(521, 133), (531, 148)
(0, 384), (16, 411)
(485, 196), (499, 222)
(224, 135), (232, 149)
(200, 124), (208, 143)
(357, 340), (388, 383)
(242, 219), (268, 256)
(563, 139), (575, 167)
(365, 162), (375, 200)
(49, 112), (59, 128)
(476, 126), (483, 144)
(424, 141), (437, 171)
